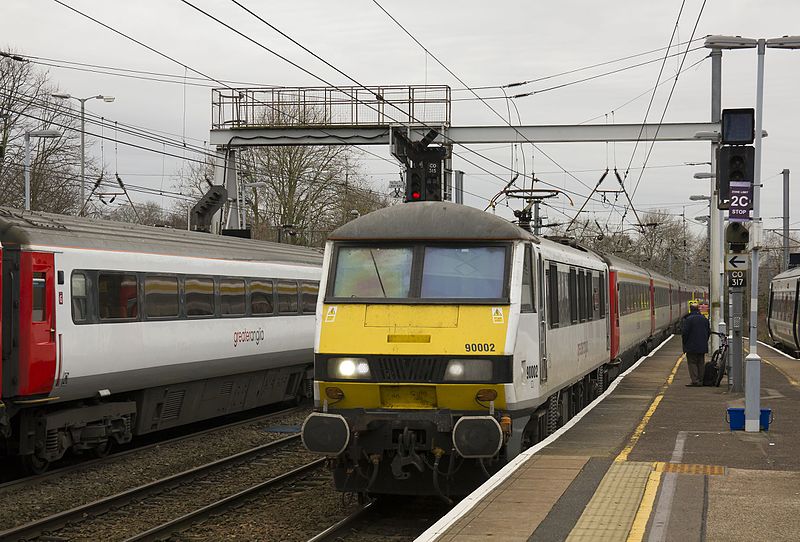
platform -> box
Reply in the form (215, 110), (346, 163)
(417, 336), (800, 542)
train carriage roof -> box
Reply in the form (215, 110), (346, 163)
(0, 208), (322, 266)
(771, 266), (800, 282)
(329, 201), (537, 242)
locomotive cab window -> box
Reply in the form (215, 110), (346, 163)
(99, 273), (138, 320)
(520, 245), (534, 313)
(328, 243), (510, 303)
(32, 272), (46, 322)
(421, 246), (505, 299)
(332, 247), (413, 298)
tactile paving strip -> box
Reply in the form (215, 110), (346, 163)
(566, 461), (654, 542)
(654, 462), (725, 475)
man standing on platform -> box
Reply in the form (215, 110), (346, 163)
(681, 302), (711, 387)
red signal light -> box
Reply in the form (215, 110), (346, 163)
(412, 191), (421, 200)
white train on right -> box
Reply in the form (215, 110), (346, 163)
(768, 267), (800, 355)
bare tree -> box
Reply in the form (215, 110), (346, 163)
(0, 53), (83, 214)
(548, 209), (707, 284)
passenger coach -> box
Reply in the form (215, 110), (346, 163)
(0, 208), (322, 472)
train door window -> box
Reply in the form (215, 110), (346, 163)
(145, 275), (179, 318)
(99, 273), (139, 320)
(577, 270), (586, 322)
(301, 282), (319, 314)
(250, 280), (274, 315)
(560, 271), (570, 325)
(220, 278), (246, 316)
(547, 262), (559, 327)
(587, 272), (596, 321)
(71, 272), (88, 323)
(599, 272), (606, 318)
(185, 277), (214, 317)
(32, 272), (46, 322)
(277, 281), (299, 314)
(569, 268), (578, 324)
(521, 245), (534, 313)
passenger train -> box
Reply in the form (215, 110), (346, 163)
(301, 201), (706, 498)
(0, 208), (322, 472)
(768, 266), (800, 355)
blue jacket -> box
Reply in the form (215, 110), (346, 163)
(681, 309), (711, 354)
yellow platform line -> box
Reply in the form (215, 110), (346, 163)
(626, 469), (662, 542)
(615, 354), (684, 463)
(761, 358), (800, 387)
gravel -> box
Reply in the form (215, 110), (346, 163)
(0, 408), (311, 531)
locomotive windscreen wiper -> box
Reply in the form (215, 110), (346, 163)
(369, 249), (388, 298)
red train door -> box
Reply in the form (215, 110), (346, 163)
(17, 252), (56, 397)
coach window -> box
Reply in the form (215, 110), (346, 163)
(301, 282), (319, 314)
(521, 246), (534, 313)
(145, 275), (178, 318)
(277, 281), (299, 314)
(185, 277), (214, 317)
(99, 273), (139, 320)
(71, 272), (89, 323)
(569, 268), (578, 324)
(250, 279), (274, 315)
(577, 270), (586, 322)
(220, 278), (246, 316)
(587, 272), (595, 321)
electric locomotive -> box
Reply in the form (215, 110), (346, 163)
(302, 202), (620, 498)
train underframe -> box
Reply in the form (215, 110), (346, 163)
(1, 364), (311, 473)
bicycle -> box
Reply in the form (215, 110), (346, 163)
(709, 331), (729, 387)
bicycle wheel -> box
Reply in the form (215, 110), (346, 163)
(714, 346), (727, 387)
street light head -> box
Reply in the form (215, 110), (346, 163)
(27, 129), (62, 138)
(689, 195), (711, 201)
(704, 35), (758, 49)
(693, 172), (715, 179)
(101, 96), (115, 103)
(766, 35), (800, 49)
(51, 93), (71, 99)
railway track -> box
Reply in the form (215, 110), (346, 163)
(0, 434), (323, 541)
(305, 497), (450, 542)
(0, 404), (307, 491)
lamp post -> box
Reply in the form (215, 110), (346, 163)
(51, 93), (115, 216)
(704, 34), (800, 432)
(24, 129), (62, 210)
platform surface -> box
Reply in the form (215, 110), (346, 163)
(420, 336), (800, 542)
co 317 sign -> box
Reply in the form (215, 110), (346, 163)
(728, 270), (747, 288)
(729, 181), (753, 222)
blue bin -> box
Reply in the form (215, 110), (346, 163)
(726, 408), (773, 431)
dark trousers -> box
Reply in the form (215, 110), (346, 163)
(686, 352), (705, 385)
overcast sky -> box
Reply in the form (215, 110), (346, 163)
(3, 0), (800, 237)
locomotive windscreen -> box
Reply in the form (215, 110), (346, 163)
(329, 243), (509, 301)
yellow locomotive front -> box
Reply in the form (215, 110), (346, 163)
(301, 202), (533, 498)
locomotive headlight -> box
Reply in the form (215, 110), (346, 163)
(330, 357), (371, 379)
(445, 359), (493, 381)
